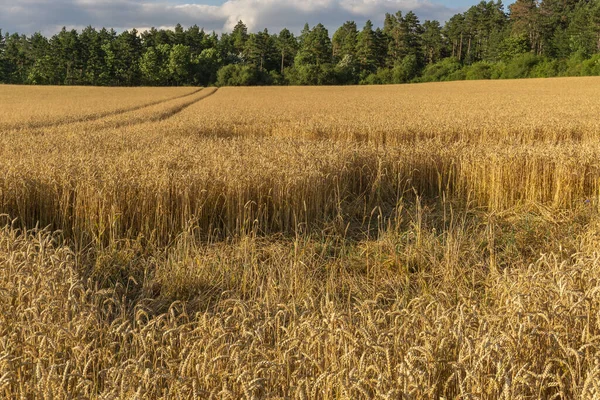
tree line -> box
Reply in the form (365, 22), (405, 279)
(1, 0), (600, 86)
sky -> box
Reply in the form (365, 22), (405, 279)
(0, 0), (479, 37)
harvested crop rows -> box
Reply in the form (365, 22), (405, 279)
(2, 78), (600, 398)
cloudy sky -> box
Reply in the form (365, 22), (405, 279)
(0, 0), (474, 36)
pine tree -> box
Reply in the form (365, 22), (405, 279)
(173, 23), (186, 45)
(49, 28), (82, 84)
(510, 0), (541, 54)
(332, 21), (358, 63)
(244, 29), (276, 72)
(356, 20), (378, 74)
(231, 21), (249, 58)
(422, 20), (445, 64)
(185, 25), (206, 56)
(295, 24), (332, 67)
(0, 30), (5, 83)
(276, 28), (298, 74)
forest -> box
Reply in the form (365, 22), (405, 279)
(1, 0), (600, 86)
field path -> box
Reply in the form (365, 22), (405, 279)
(141, 87), (219, 123)
(16, 87), (204, 130)
(95, 87), (219, 129)
(24, 87), (220, 134)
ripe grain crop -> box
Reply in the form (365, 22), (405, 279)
(174, 78), (600, 145)
(2, 78), (600, 398)
(0, 85), (198, 130)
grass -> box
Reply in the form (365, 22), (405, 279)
(2, 78), (600, 398)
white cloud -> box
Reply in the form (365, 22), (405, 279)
(0, 0), (463, 36)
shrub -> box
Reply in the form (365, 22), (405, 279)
(502, 53), (542, 79)
(465, 62), (494, 80)
(217, 64), (267, 86)
(581, 54), (600, 76)
(420, 57), (463, 82)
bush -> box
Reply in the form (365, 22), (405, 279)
(448, 68), (467, 81)
(561, 51), (590, 77)
(581, 54), (600, 76)
(217, 64), (269, 86)
(285, 64), (340, 85)
(361, 55), (422, 85)
(530, 58), (560, 78)
(502, 53), (542, 79)
(360, 68), (392, 85)
(420, 58), (463, 82)
(490, 62), (506, 79)
(396, 55), (420, 83)
(464, 62), (494, 80)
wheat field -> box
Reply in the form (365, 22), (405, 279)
(2, 78), (600, 398)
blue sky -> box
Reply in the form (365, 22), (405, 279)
(0, 0), (484, 36)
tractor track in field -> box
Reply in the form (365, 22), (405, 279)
(23, 87), (219, 135)
(5, 87), (205, 131)
(98, 87), (219, 129)
(139, 87), (218, 123)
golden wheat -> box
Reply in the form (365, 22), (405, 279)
(1, 78), (600, 398)
(0, 85), (198, 129)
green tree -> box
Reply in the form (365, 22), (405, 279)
(402, 11), (424, 66)
(49, 28), (83, 84)
(244, 29), (276, 72)
(276, 28), (298, 74)
(332, 21), (358, 63)
(140, 47), (162, 85)
(4, 2), (599, 88)
(444, 13), (466, 60)
(383, 12), (403, 65)
(510, 0), (541, 54)
(539, 0), (580, 57)
(3, 33), (34, 83)
(168, 44), (192, 85)
(217, 64), (261, 86)
(141, 28), (173, 50)
(295, 23), (332, 67)
(79, 26), (109, 85)
(173, 23), (186, 45)
(422, 20), (445, 64)
(0, 30), (6, 82)
(374, 28), (388, 68)
(104, 29), (142, 85)
(185, 25), (207, 56)
(194, 47), (221, 86)
(231, 21), (249, 58)
(298, 23), (311, 48)
(356, 20), (378, 75)
(461, 1), (508, 63)
(498, 34), (530, 61)
(291, 24), (333, 85)
(384, 11), (423, 67)
(25, 32), (53, 84)
(140, 44), (171, 85)
(567, 2), (600, 57)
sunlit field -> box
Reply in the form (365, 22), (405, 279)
(0, 85), (201, 130)
(2, 78), (600, 398)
